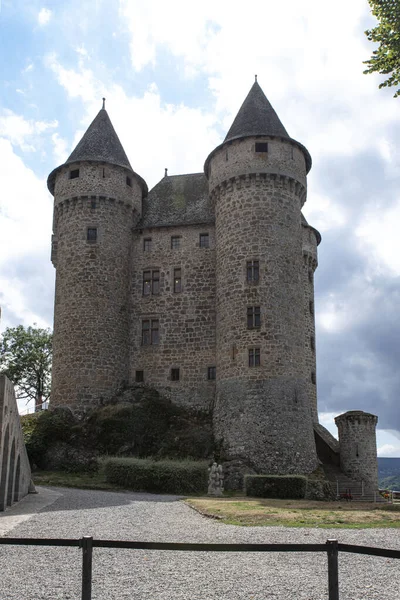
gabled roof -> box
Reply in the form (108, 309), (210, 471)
(224, 81), (289, 143)
(138, 173), (213, 229)
(47, 104), (147, 195)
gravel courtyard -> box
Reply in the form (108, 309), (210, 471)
(0, 487), (399, 599)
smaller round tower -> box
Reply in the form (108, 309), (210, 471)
(335, 410), (378, 491)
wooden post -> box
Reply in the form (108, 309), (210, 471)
(81, 536), (93, 600)
(326, 539), (339, 600)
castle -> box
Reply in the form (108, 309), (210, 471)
(48, 80), (378, 490)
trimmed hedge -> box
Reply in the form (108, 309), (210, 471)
(305, 479), (336, 501)
(245, 475), (308, 499)
(104, 457), (208, 495)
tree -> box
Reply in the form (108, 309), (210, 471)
(364, 0), (400, 97)
(0, 325), (52, 412)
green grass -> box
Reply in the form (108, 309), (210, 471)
(186, 497), (400, 529)
(32, 466), (122, 491)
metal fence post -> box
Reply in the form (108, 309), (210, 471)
(326, 539), (339, 600)
(81, 536), (93, 600)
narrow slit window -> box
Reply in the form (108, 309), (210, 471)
(310, 336), (315, 352)
(255, 142), (268, 153)
(135, 370), (144, 383)
(70, 169), (80, 179)
(311, 371), (316, 384)
(208, 366), (216, 380)
(174, 268), (182, 293)
(126, 176), (132, 187)
(249, 348), (261, 367)
(309, 300), (314, 315)
(171, 368), (180, 381)
(87, 227), (97, 242)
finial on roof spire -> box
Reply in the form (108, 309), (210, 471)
(255, 74), (257, 82)
(164, 168), (168, 177)
(102, 98), (106, 109)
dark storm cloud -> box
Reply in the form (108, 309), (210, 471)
(312, 142), (400, 435)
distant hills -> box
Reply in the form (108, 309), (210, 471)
(378, 457), (400, 490)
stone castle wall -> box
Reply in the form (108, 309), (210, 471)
(0, 375), (32, 511)
(208, 137), (318, 474)
(302, 224), (319, 422)
(335, 410), (378, 491)
(51, 162), (142, 408)
(130, 223), (216, 410)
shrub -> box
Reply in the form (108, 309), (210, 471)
(305, 479), (336, 501)
(43, 442), (98, 473)
(245, 475), (307, 499)
(104, 457), (208, 495)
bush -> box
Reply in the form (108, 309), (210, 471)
(305, 479), (336, 501)
(104, 457), (208, 495)
(245, 475), (307, 499)
(43, 442), (98, 473)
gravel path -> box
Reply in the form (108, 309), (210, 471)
(1, 487), (399, 599)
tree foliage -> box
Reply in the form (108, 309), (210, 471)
(0, 325), (52, 409)
(364, 0), (400, 97)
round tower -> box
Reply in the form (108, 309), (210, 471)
(48, 102), (147, 409)
(205, 80), (318, 478)
(335, 410), (378, 491)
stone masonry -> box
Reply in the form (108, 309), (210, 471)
(48, 80), (378, 483)
(0, 375), (32, 510)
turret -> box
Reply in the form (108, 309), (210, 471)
(205, 79), (318, 479)
(48, 101), (147, 409)
(335, 411), (378, 492)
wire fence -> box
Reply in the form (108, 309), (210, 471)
(1, 536), (400, 600)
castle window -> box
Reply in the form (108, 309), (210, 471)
(135, 370), (144, 383)
(171, 368), (180, 381)
(255, 142), (268, 153)
(87, 227), (97, 242)
(143, 270), (159, 296)
(102, 168), (106, 178)
(249, 348), (260, 367)
(246, 260), (259, 283)
(143, 238), (152, 251)
(310, 336), (315, 352)
(309, 300), (314, 315)
(91, 197), (96, 209)
(142, 319), (159, 345)
(208, 366), (216, 380)
(199, 233), (209, 248)
(70, 169), (80, 179)
(311, 371), (316, 384)
(171, 236), (181, 249)
(247, 306), (261, 329)
(174, 268), (182, 293)
(126, 176), (132, 187)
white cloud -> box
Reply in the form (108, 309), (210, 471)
(0, 109), (58, 152)
(378, 443), (400, 458)
(0, 139), (54, 331)
(51, 132), (69, 165)
(38, 8), (52, 26)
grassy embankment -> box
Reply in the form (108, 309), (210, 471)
(186, 497), (400, 529)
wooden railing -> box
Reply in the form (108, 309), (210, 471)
(1, 536), (399, 599)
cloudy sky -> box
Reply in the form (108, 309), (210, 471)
(0, 0), (399, 456)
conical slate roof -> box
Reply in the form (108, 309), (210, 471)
(47, 104), (147, 195)
(224, 81), (290, 143)
(66, 107), (133, 170)
(204, 80), (312, 175)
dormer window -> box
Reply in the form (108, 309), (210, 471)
(126, 176), (132, 187)
(255, 142), (268, 153)
(70, 169), (80, 179)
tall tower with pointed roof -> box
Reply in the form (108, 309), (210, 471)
(205, 80), (319, 476)
(48, 103), (147, 407)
